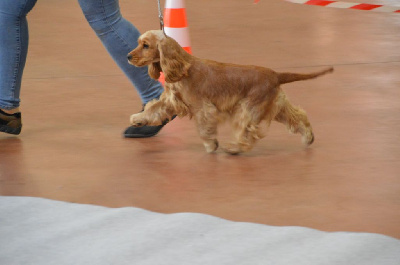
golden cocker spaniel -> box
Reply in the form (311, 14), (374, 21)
(127, 30), (333, 155)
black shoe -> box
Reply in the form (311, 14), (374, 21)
(124, 115), (176, 138)
(0, 109), (22, 135)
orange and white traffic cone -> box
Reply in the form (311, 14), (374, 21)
(159, 0), (191, 84)
(163, 0), (192, 54)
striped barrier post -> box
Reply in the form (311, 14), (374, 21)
(254, 0), (400, 13)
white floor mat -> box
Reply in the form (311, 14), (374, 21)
(1, 196), (399, 265)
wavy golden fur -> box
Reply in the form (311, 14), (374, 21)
(127, 30), (333, 154)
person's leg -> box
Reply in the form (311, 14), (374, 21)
(0, 0), (37, 134)
(77, 0), (163, 104)
(78, 0), (173, 138)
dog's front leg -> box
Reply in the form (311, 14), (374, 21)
(130, 93), (176, 127)
(194, 103), (220, 153)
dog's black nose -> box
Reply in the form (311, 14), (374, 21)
(127, 54), (132, 60)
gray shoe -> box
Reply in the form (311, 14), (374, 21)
(124, 105), (176, 138)
(0, 109), (22, 135)
(123, 120), (171, 138)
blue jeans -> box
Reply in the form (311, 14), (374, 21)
(0, 0), (36, 110)
(0, 0), (163, 110)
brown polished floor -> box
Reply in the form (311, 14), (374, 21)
(1, 0), (399, 239)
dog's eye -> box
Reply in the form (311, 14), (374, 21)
(143, 44), (149, 49)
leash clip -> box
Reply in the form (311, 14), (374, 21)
(157, 0), (166, 35)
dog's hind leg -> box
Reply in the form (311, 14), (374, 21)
(222, 102), (265, 155)
(273, 93), (314, 146)
(194, 102), (219, 153)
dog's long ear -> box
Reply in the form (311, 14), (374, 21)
(148, 62), (162, 80)
(158, 37), (191, 83)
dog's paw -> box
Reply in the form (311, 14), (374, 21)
(302, 131), (314, 146)
(221, 143), (242, 155)
(203, 139), (219, 153)
(130, 113), (147, 127)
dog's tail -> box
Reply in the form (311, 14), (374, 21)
(277, 67), (334, 85)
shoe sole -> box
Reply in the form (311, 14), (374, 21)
(124, 127), (161, 138)
(0, 124), (22, 135)
(124, 132), (159, 138)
